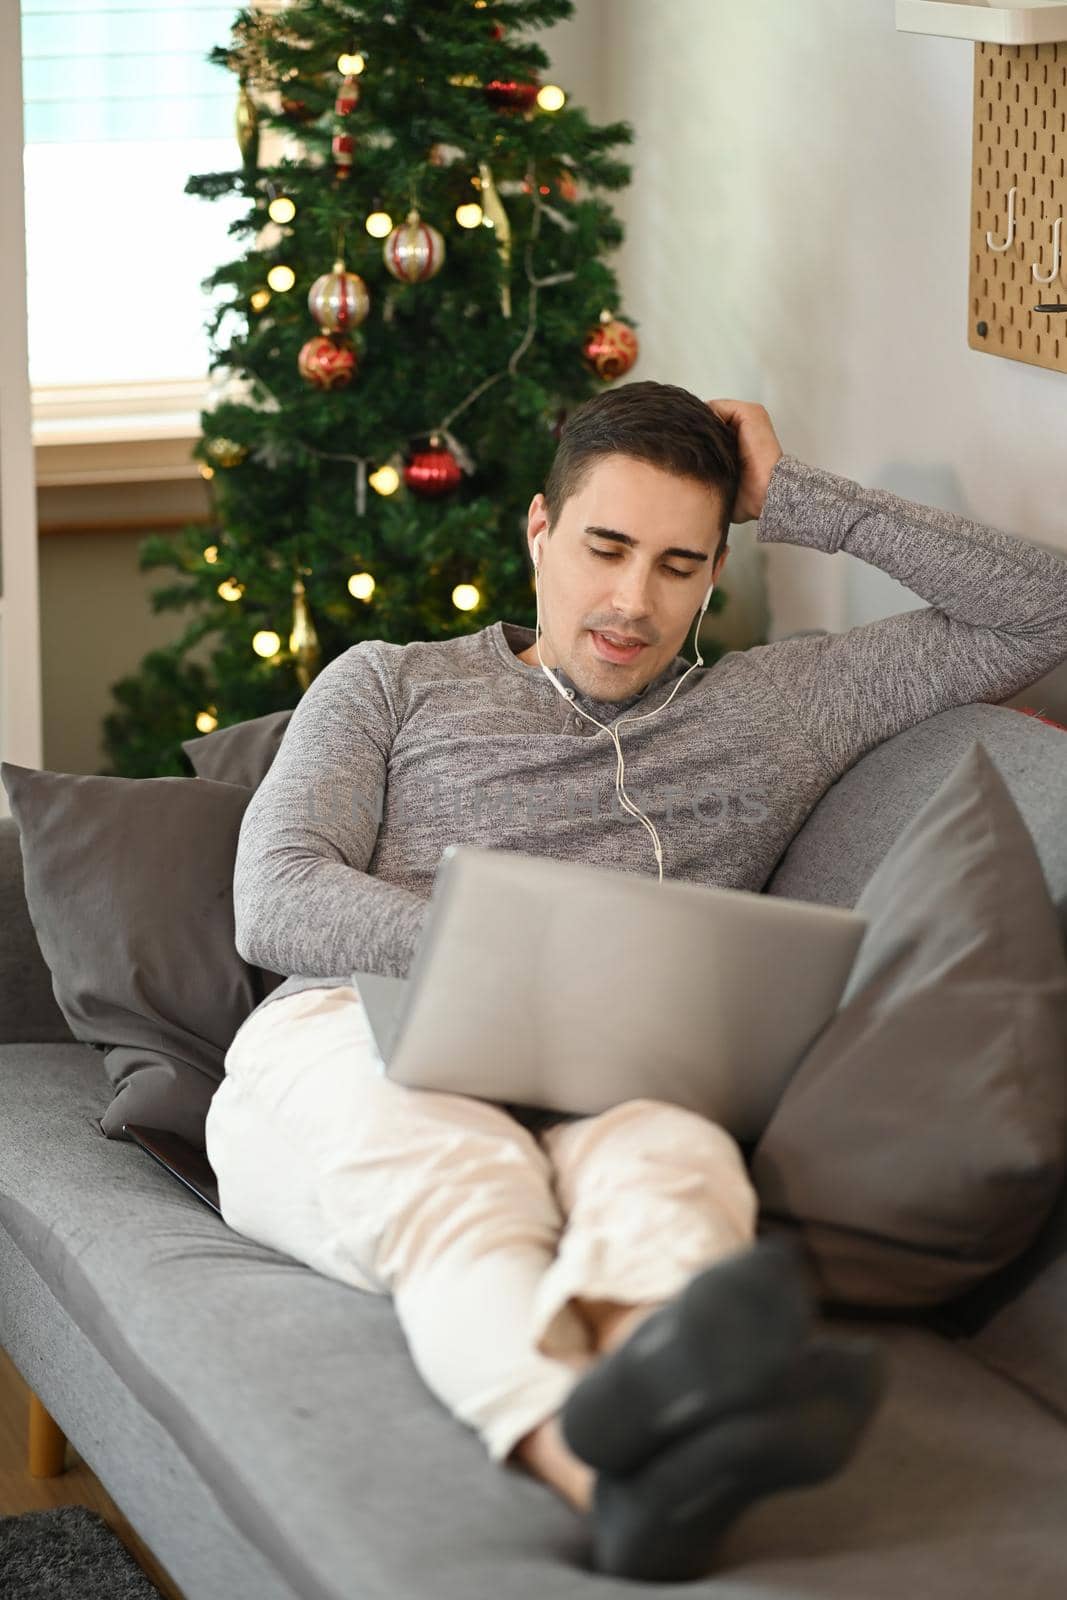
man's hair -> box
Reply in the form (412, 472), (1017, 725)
(542, 381), (741, 565)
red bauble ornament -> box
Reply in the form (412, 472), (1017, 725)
(484, 78), (540, 113)
(403, 442), (463, 498)
(581, 317), (639, 381)
(298, 335), (357, 389)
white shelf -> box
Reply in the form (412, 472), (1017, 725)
(897, 0), (1067, 44)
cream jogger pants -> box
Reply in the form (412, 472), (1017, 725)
(204, 982), (759, 1467)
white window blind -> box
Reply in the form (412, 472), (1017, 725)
(21, 0), (249, 388)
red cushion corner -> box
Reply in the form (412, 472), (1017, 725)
(999, 704), (1067, 734)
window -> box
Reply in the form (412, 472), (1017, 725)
(21, 0), (249, 389)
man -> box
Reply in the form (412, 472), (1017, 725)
(205, 382), (1067, 1583)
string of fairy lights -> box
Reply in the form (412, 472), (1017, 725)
(191, 23), (638, 734)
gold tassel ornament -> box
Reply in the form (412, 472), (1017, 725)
(235, 77), (260, 175)
(477, 161), (512, 318)
(289, 576), (321, 690)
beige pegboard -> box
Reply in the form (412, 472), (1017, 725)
(970, 41), (1067, 373)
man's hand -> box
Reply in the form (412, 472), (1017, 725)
(706, 399), (784, 524)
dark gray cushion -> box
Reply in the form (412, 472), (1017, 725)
(0, 816), (73, 1045)
(752, 740), (1067, 1308)
(183, 708), (293, 789)
(0, 763), (284, 1149)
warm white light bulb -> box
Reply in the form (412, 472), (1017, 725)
(348, 571), (376, 601)
(266, 265), (296, 292)
(455, 203), (483, 229)
(250, 288), (271, 311)
(452, 583), (480, 612)
(368, 464), (400, 495)
(537, 85), (566, 112)
(365, 210), (393, 238)
(337, 52), (365, 75)
(203, 545), (219, 564)
(268, 196), (296, 224)
(195, 709), (218, 733)
(217, 579), (245, 602)
(252, 630), (281, 657)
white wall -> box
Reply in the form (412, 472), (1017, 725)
(542, 0), (1067, 660)
(0, 0), (43, 801)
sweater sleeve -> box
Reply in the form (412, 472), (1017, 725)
(746, 454), (1067, 780)
(232, 642), (429, 979)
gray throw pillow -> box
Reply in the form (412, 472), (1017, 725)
(0, 763), (285, 1150)
(751, 740), (1067, 1309)
(183, 708), (293, 789)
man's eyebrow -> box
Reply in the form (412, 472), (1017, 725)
(583, 525), (709, 564)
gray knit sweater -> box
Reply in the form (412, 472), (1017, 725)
(232, 453), (1067, 1042)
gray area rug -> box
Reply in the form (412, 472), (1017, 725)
(0, 1506), (167, 1598)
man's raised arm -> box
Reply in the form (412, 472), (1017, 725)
(232, 643), (428, 979)
(746, 454), (1067, 781)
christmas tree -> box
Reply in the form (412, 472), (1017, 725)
(101, 0), (728, 778)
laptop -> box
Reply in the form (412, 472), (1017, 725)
(124, 1123), (221, 1215)
(355, 844), (867, 1144)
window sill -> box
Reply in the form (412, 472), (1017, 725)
(32, 379), (207, 488)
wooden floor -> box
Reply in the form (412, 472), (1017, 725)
(0, 1344), (187, 1600)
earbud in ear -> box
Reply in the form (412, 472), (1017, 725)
(532, 532), (544, 572)
(701, 582), (715, 611)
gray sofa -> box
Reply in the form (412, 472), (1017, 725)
(2, 700), (1067, 1600)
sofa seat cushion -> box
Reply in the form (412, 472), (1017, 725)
(931, 1177), (1067, 1423)
(2, 1044), (1067, 1599)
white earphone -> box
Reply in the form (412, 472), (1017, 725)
(530, 530), (715, 883)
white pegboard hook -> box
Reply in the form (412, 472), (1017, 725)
(1033, 216), (1063, 285)
(987, 186), (1017, 252)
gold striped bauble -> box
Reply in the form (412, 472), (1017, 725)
(383, 209), (445, 283)
(307, 260), (370, 333)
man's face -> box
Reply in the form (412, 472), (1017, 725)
(518, 454), (730, 702)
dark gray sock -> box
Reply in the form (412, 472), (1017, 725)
(590, 1335), (889, 1583)
(561, 1234), (817, 1476)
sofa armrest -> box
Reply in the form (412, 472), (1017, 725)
(0, 816), (75, 1044)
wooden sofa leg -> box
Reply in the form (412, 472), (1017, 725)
(28, 1390), (67, 1477)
